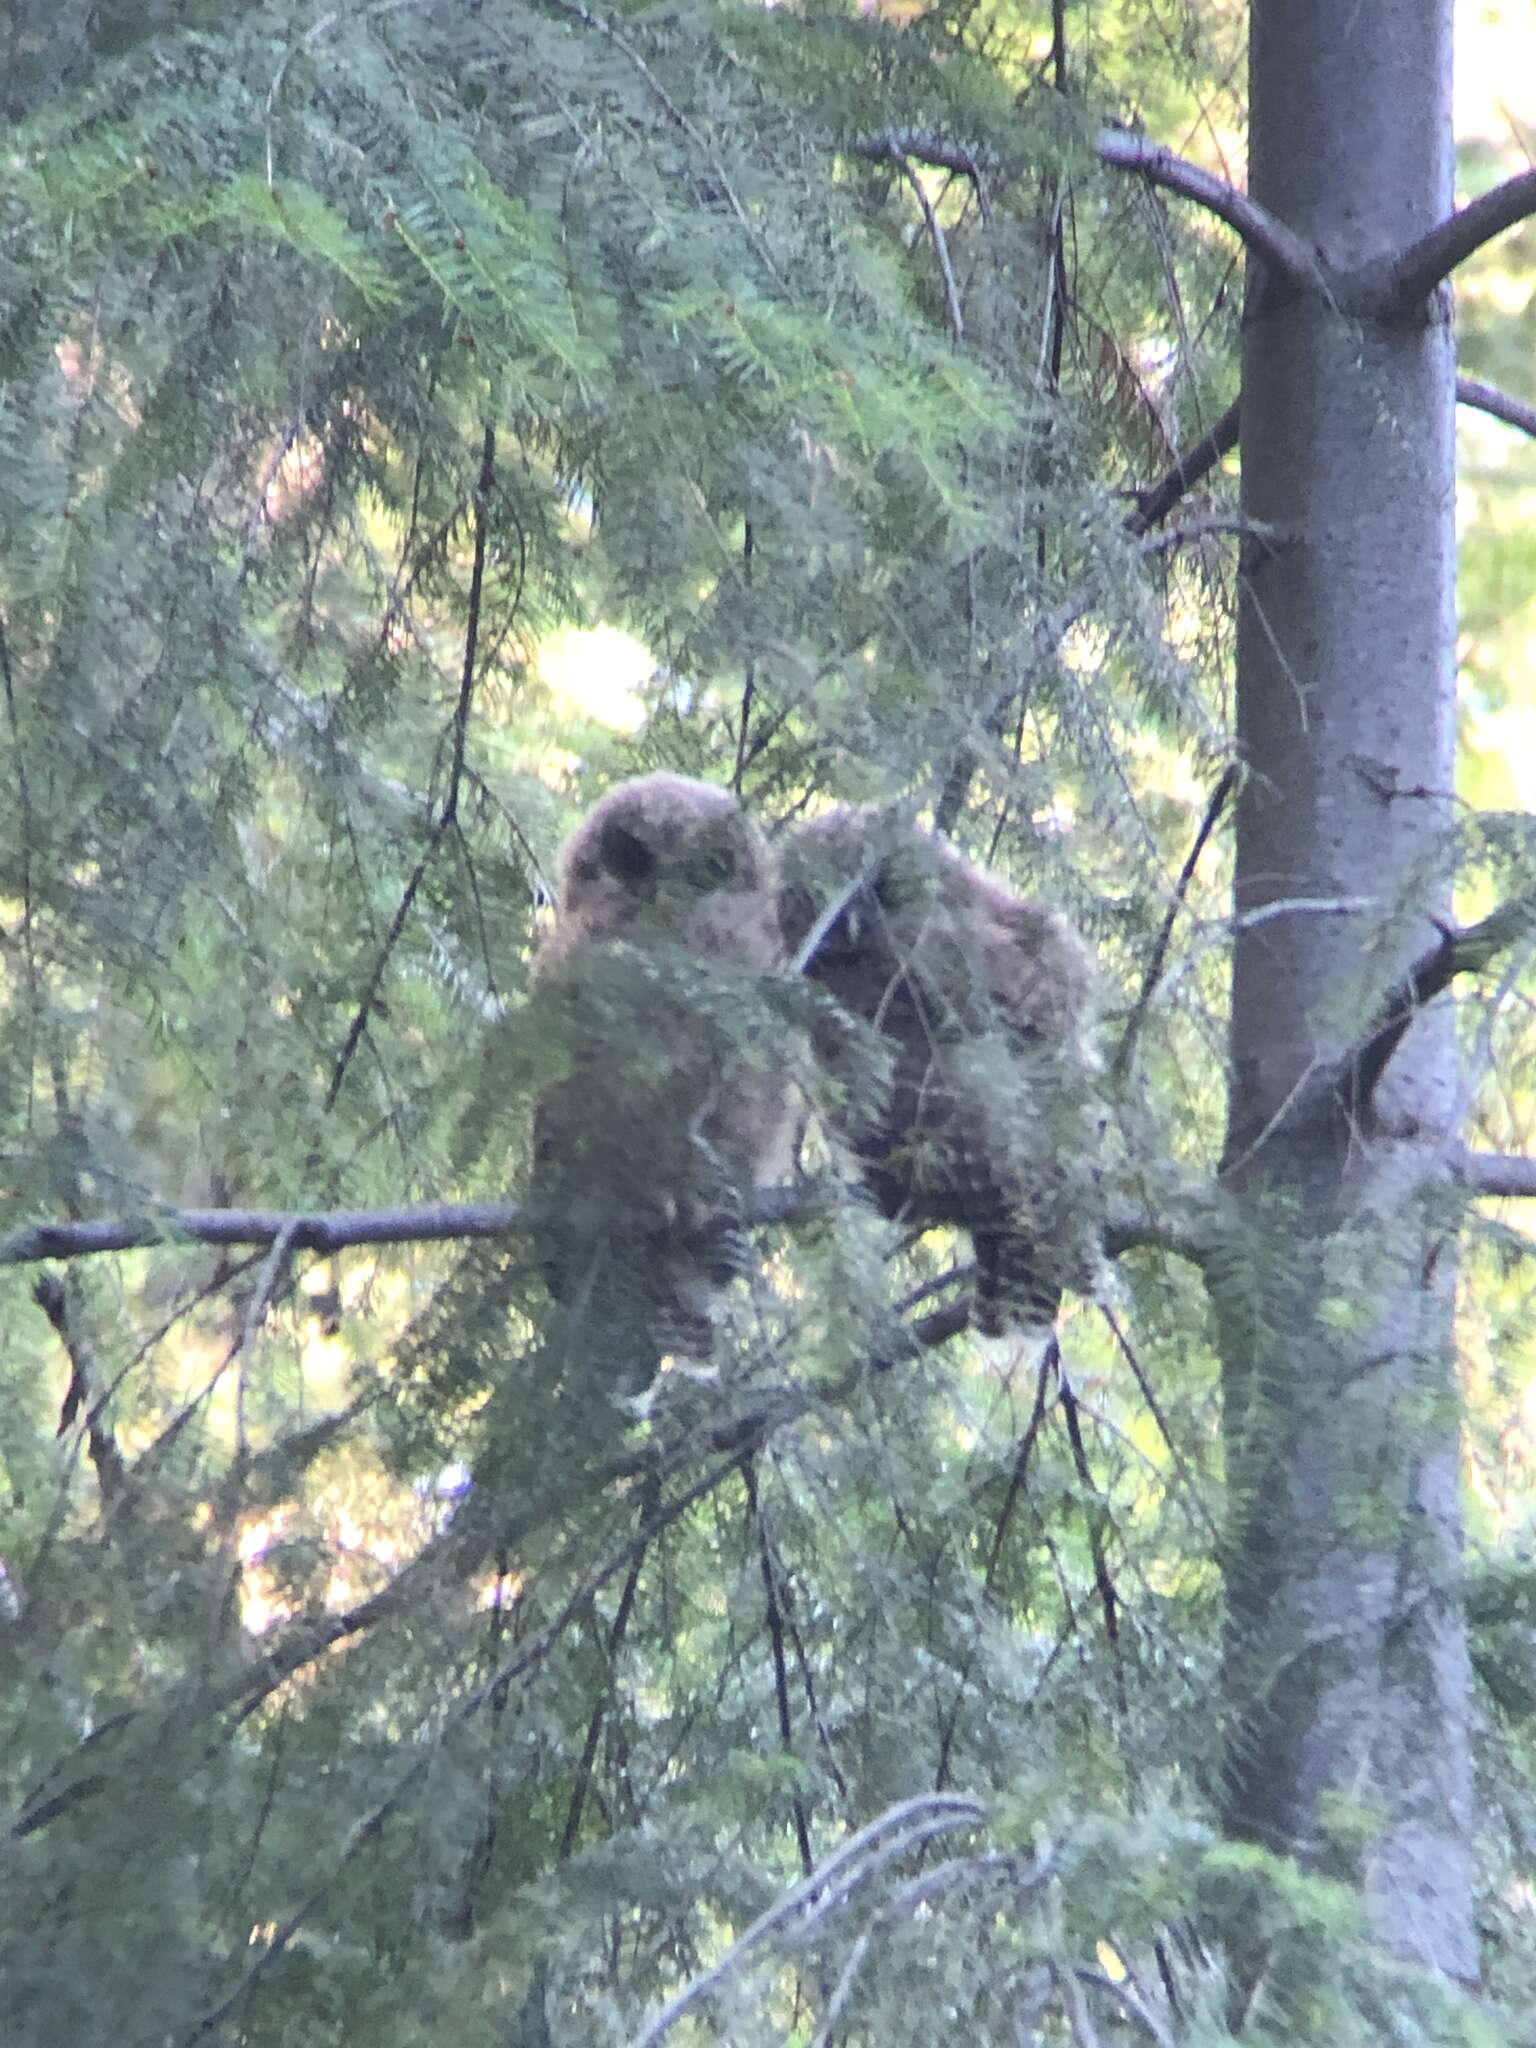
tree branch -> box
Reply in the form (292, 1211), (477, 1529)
(1128, 398), (1240, 533)
(1346, 887), (1536, 1115)
(1093, 131), (1323, 290)
(1370, 166), (1536, 317)
(324, 423), (497, 1111)
(0, 1200), (525, 1268)
(1123, 373), (1531, 540)
(1457, 374), (1536, 441)
(845, 129), (1000, 183)
(851, 127), (1324, 289)
(0, 1181), (1210, 1277)
(1110, 764), (1240, 1087)
(1457, 1151), (1536, 1200)
(8, 1175), (1215, 1848)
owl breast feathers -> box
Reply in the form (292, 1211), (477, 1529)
(780, 808), (1102, 1335)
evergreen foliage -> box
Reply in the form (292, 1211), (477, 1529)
(1, 1), (1533, 2042)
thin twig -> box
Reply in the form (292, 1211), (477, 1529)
(744, 1457), (815, 1874)
(1111, 764), (1239, 1086)
(879, 139), (965, 346)
(1457, 373), (1536, 440)
(559, 1515), (649, 1857)
(626, 1795), (986, 2048)
(1055, 1345), (1125, 1714)
(325, 425), (497, 1110)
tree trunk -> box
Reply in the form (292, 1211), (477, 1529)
(1222, 0), (1475, 1981)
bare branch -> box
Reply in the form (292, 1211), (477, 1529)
(0, 1180), (1209, 1278)
(1457, 373), (1536, 441)
(852, 126), (1326, 293)
(1128, 399), (1240, 533)
(1457, 1151), (1536, 1201)
(1371, 167), (1536, 317)
(1093, 131), (1323, 291)
(810, 1851), (1044, 2047)
(881, 138), (966, 346)
(845, 128), (1000, 183)
(1126, 373), (1534, 538)
(628, 1794), (986, 2048)
(1347, 887), (1536, 1115)
(0, 1200), (525, 1268)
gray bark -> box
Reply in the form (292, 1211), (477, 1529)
(1222, 0), (1474, 1982)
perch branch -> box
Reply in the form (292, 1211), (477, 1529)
(0, 1184), (1209, 1276)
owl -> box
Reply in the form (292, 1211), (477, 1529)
(528, 774), (792, 1367)
(780, 808), (1101, 1334)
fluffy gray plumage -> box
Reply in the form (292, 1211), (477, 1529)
(529, 774), (790, 1366)
(780, 808), (1101, 1334)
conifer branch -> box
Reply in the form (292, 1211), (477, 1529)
(0, 1186), (1206, 1272)
(1457, 1151), (1536, 1200)
(185, 1444), (753, 2041)
(1093, 131), (1323, 290)
(1457, 375), (1536, 441)
(1368, 167), (1536, 317)
(1128, 399), (1240, 533)
(533, 0), (776, 275)
(1111, 763), (1240, 1087)
(875, 136), (966, 345)
(1347, 888), (1536, 1115)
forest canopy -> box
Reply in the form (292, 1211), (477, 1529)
(2, 1), (1536, 2043)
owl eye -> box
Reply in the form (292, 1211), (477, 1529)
(600, 821), (658, 890)
(682, 839), (737, 890)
